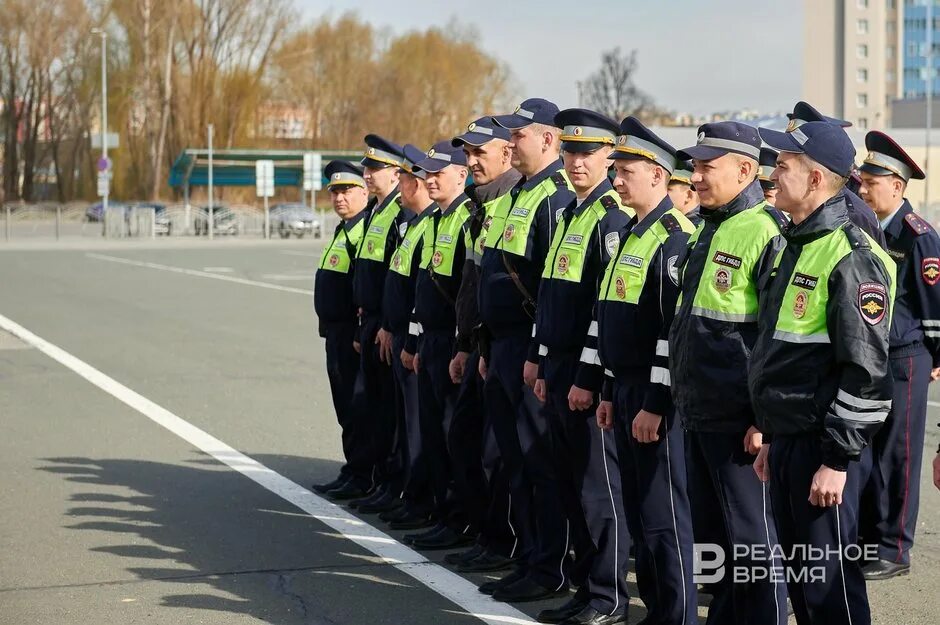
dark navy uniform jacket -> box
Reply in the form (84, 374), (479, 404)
(314, 210), (369, 328)
(883, 199), (940, 366)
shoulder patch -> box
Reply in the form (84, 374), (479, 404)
(600, 195), (619, 211)
(764, 205), (790, 231)
(922, 257), (940, 286)
(843, 222), (872, 251)
(550, 172), (569, 188)
(858, 282), (888, 325)
(904, 212), (932, 236)
(659, 213), (682, 233)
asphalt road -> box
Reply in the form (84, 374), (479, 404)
(1, 237), (938, 625)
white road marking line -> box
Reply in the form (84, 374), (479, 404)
(202, 266), (235, 273)
(87, 253), (314, 296)
(928, 400), (940, 409)
(0, 312), (534, 625)
(259, 273), (315, 281)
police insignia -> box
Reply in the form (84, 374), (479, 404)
(573, 126), (583, 136)
(367, 148), (376, 155)
(366, 240), (375, 254)
(504, 223), (516, 241)
(605, 232), (620, 257)
(697, 131), (706, 143)
(557, 254), (570, 275)
(432, 250), (443, 267)
(922, 257), (940, 286)
(858, 282), (887, 325)
(468, 122), (476, 131)
(392, 253), (401, 269)
(785, 119), (799, 132)
(483, 216), (493, 230)
(555, 207), (565, 223)
(328, 254), (339, 267)
(427, 148), (436, 157)
(793, 290), (808, 318)
(615, 275), (626, 299)
(666, 255), (679, 286)
(399, 222), (408, 238)
(617, 135), (627, 145)
(332, 173), (341, 180)
(714, 268), (732, 293)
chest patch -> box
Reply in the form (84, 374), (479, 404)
(793, 290), (809, 318)
(563, 233), (584, 245)
(791, 273), (819, 291)
(714, 267), (732, 293)
(713, 251), (742, 269)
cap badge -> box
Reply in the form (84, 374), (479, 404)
(468, 122), (476, 131)
(618, 135), (627, 145)
(332, 173), (341, 180)
(513, 105), (521, 113)
(573, 127), (583, 136)
(367, 148), (375, 155)
(427, 148), (435, 157)
(697, 131), (706, 144)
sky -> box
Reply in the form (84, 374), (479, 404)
(293, 0), (803, 115)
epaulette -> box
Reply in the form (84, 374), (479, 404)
(600, 195), (619, 211)
(659, 213), (682, 233)
(550, 171), (568, 188)
(764, 204), (790, 231)
(904, 212), (932, 236)
(843, 222), (872, 251)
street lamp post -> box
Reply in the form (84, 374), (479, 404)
(92, 28), (109, 224)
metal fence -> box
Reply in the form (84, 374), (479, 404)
(1, 202), (341, 241)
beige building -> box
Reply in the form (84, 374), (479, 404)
(803, 0), (904, 129)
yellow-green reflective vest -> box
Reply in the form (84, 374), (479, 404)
(390, 212), (432, 277)
(771, 225), (897, 342)
(600, 208), (695, 303)
(420, 199), (472, 278)
(488, 170), (571, 258)
(683, 202), (778, 323)
(543, 189), (626, 284)
(357, 193), (402, 262)
(319, 218), (365, 274)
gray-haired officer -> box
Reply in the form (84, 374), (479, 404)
(442, 117), (522, 566)
(313, 162), (371, 495)
(786, 101), (885, 248)
(667, 159), (701, 225)
(857, 131), (940, 580)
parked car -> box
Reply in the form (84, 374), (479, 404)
(269, 203), (321, 239)
(85, 201), (127, 222)
(132, 202), (171, 236)
(194, 204), (239, 236)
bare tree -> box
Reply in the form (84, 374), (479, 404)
(582, 47), (653, 122)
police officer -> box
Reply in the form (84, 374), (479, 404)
(785, 101), (885, 248)
(376, 144), (438, 527)
(856, 131), (939, 580)
(332, 136), (407, 504)
(441, 117), (522, 565)
(312, 161), (372, 495)
(758, 147), (779, 205)
(667, 159), (700, 225)
(669, 122), (788, 625)
(475, 98), (579, 609)
(752, 121), (896, 625)
(401, 141), (476, 550)
(592, 117), (697, 625)
(515, 107), (632, 619)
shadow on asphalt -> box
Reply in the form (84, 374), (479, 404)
(38, 454), (712, 624)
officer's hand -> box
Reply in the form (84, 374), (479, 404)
(568, 385), (594, 412)
(632, 409), (662, 443)
(413, 352), (421, 373)
(449, 351), (469, 384)
(753, 444), (770, 482)
(353, 340), (361, 354)
(809, 465), (847, 507)
(375, 329), (393, 365)
(523, 360), (539, 389)
(596, 400), (614, 431)
(931, 367), (940, 382)
(400, 349), (415, 371)
(743, 425), (763, 455)
(478, 356), (488, 380)
(933, 453), (940, 490)
(534, 378), (546, 403)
